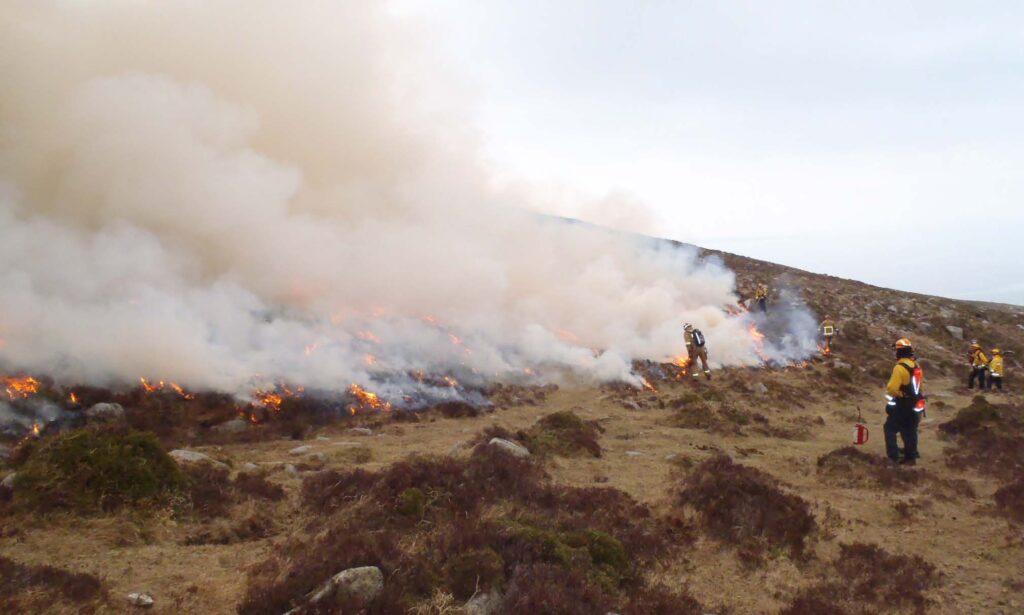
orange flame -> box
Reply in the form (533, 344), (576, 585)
(356, 330), (381, 344)
(641, 378), (656, 392)
(443, 376), (459, 388)
(32, 423), (40, 437)
(348, 383), (392, 414)
(170, 383), (195, 400)
(672, 355), (692, 379)
(4, 376), (41, 400)
(255, 390), (284, 410)
(68, 392), (79, 405)
(364, 354), (378, 366)
(140, 377), (165, 393)
(748, 324), (771, 363)
(817, 343), (832, 357)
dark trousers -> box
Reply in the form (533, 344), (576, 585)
(968, 367), (987, 389)
(757, 298), (767, 313)
(884, 404), (920, 461)
(987, 376), (1003, 391)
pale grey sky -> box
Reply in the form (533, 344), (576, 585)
(395, 1), (1024, 304)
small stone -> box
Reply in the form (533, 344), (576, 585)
(350, 427), (373, 436)
(289, 445), (313, 456)
(488, 437), (531, 458)
(85, 402), (125, 423)
(621, 400), (641, 411)
(284, 464), (299, 477)
(752, 382), (769, 395)
(316, 435), (330, 441)
(945, 325), (964, 340)
(127, 592), (154, 608)
(308, 566), (383, 605)
(465, 590), (503, 615)
(625, 451), (643, 457)
(1, 472), (17, 489)
(240, 462), (259, 471)
(211, 418), (249, 434)
(448, 440), (469, 455)
(169, 450), (226, 467)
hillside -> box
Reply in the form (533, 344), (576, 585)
(2, 247), (1022, 614)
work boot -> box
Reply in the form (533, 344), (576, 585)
(704, 371), (712, 381)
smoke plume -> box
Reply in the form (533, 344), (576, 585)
(0, 1), (811, 402)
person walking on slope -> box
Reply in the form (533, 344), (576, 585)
(884, 338), (926, 465)
(683, 323), (712, 380)
(754, 284), (769, 313)
(987, 348), (1005, 391)
(819, 316), (837, 355)
(968, 341), (989, 389)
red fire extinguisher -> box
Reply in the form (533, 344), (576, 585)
(853, 406), (869, 445)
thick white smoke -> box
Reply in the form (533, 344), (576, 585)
(0, 1), (795, 401)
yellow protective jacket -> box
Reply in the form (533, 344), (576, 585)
(683, 329), (694, 347)
(990, 355), (1004, 377)
(755, 286), (768, 300)
(886, 358), (918, 399)
(970, 348), (989, 367)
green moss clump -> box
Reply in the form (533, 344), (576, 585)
(397, 487), (428, 518)
(519, 411), (602, 458)
(537, 411), (586, 431)
(503, 520), (628, 591)
(12, 426), (185, 513)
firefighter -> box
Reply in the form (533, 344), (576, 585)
(987, 348), (1004, 391)
(967, 341), (989, 389)
(884, 338), (925, 465)
(754, 284), (769, 313)
(683, 323), (711, 380)
(819, 316), (837, 354)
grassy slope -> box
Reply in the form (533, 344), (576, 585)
(1, 247), (1022, 614)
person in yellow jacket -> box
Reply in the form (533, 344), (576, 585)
(968, 341), (989, 389)
(754, 284), (769, 313)
(819, 316), (837, 354)
(683, 323), (711, 380)
(987, 348), (1004, 391)
(885, 338), (925, 465)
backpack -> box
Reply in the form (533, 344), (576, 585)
(898, 362), (927, 413)
(692, 329), (706, 348)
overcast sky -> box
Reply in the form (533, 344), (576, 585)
(395, 1), (1024, 304)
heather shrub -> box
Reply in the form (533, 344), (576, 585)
(817, 446), (975, 499)
(242, 443), (695, 614)
(234, 470), (286, 502)
(939, 398), (1024, 482)
(11, 425), (184, 513)
(0, 555), (109, 613)
(677, 455), (815, 561)
(994, 480), (1024, 523)
(781, 543), (939, 615)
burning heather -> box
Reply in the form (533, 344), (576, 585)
(0, 1), (821, 432)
